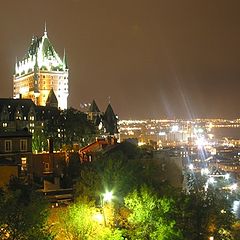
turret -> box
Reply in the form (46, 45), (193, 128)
(63, 49), (68, 70)
(103, 103), (118, 135)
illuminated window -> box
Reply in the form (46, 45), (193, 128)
(2, 122), (7, 127)
(21, 157), (27, 171)
(20, 139), (27, 151)
(5, 140), (12, 152)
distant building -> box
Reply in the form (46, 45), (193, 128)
(13, 26), (69, 109)
(86, 99), (119, 137)
(0, 98), (61, 134)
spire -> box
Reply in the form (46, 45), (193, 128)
(63, 48), (68, 69)
(15, 57), (18, 74)
(44, 21), (47, 36)
(103, 103), (118, 135)
(89, 99), (100, 113)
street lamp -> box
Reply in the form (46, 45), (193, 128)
(103, 191), (113, 202)
(100, 191), (113, 226)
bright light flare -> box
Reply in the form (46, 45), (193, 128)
(195, 137), (207, 148)
(189, 164), (194, 170)
(224, 173), (230, 180)
(208, 177), (215, 184)
(230, 183), (237, 191)
(171, 125), (179, 132)
(201, 168), (209, 175)
(103, 191), (113, 202)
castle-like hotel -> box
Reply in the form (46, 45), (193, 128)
(13, 26), (68, 109)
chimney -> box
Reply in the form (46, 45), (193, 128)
(48, 138), (54, 153)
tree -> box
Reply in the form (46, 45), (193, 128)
(55, 200), (123, 240)
(174, 186), (235, 240)
(124, 185), (182, 240)
(0, 178), (53, 240)
(61, 108), (97, 148)
(75, 150), (147, 203)
(32, 128), (48, 153)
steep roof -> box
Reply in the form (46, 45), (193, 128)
(0, 98), (35, 120)
(15, 29), (67, 76)
(0, 130), (32, 138)
(103, 104), (118, 135)
(89, 99), (100, 113)
(46, 89), (58, 108)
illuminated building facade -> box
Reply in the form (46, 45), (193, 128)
(13, 27), (69, 109)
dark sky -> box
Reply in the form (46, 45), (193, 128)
(1, 0), (240, 119)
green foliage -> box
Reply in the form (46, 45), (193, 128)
(75, 151), (145, 202)
(55, 200), (123, 240)
(0, 179), (53, 240)
(61, 108), (97, 147)
(124, 185), (183, 240)
(174, 187), (235, 240)
(32, 128), (48, 153)
(38, 107), (97, 152)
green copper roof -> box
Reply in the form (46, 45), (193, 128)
(15, 29), (68, 76)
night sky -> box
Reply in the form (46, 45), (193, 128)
(1, 0), (240, 119)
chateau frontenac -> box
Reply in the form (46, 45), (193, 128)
(13, 26), (68, 109)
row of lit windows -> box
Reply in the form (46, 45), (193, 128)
(2, 116), (35, 125)
(42, 75), (67, 80)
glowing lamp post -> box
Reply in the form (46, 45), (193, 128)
(103, 191), (113, 202)
(101, 191), (113, 226)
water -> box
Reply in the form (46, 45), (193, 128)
(212, 128), (240, 139)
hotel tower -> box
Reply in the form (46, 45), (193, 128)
(13, 26), (69, 109)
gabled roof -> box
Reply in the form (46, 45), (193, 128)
(35, 105), (61, 120)
(0, 130), (32, 138)
(0, 97), (62, 122)
(89, 99), (100, 113)
(46, 89), (58, 108)
(104, 104), (115, 117)
(0, 98), (35, 120)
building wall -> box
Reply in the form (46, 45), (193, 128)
(0, 136), (32, 154)
(14, 71), (68, 109)
(29, 152), (66, 179)
(0, 165), (18, 187)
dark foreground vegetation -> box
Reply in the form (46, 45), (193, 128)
(1, 143), (240, 239)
